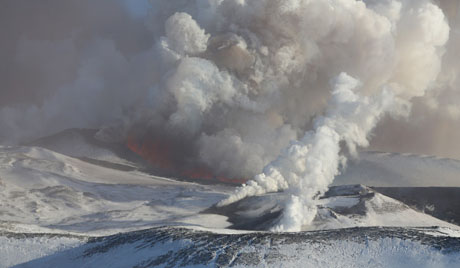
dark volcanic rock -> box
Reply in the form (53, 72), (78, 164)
(373, 187), (460, 226)
(25, 128), (149, 171)
(206, 185), (377, 231)
(10, 226), (460, 267)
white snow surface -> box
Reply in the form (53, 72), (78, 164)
(28, 129), (135, 166)
(335, 151), (460, 187)
(0, 145), (233, 235)
(311, 191), (460, 231)
(3, 228), (460, 268)
(0, 235), (86, 268)
(1, 144), (460, 267)
(1, 145), (460, 235)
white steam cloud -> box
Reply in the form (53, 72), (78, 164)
(215, 0), (450, 231)
(219, 73), (396, 231)
(0, 0), (458, 230)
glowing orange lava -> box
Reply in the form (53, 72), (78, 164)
(126, 135), (247, 185)
(126, 135), (173, 170)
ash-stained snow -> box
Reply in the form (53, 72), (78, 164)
(0, 146), (233, 235)
(211, 184), (460, 232)
(335, 151), (460, 187)
(5, 227), (460, 268)
(0, 233), (87, 268)
(2, 143), (460, 267)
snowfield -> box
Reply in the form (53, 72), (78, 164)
(4, 227), (460, 267)
(335, 151), (460, 187)
(1, 141), (460, 267)
(0, 146), (233, 235)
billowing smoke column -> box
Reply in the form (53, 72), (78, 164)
(149, 0), (449, 182)
(219, 73), (396, 231)
(211, 0), (449, 231)
(0, 0), (455, 228)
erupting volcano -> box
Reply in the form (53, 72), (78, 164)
(2, 0), (460, 266)
(126, 133), (247, 184)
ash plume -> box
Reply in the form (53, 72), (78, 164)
(0, 0), (459, 230)
(219, 73), (396, 231)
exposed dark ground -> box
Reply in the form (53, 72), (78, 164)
(26, 128), (243, 185)
(26, 129), (460, 228)
(206, 185), (460, 231)
(374, 187), (460, 226)
(25, 128), (147, 167)
(10, 226), (460, 267)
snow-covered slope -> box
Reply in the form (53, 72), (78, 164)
(0, 146), (233, 235)
(28, 128), (460, 188)
(212, 185), (460, 231)
(335, 151), (460, 187)
(25, 128), (143, 168)
(374, 187), (460, 225)
(315, 185), (460, 230)
(4, 226), (460, 268)
(2, 139), (460, 267)
(1, 145), (460, 235)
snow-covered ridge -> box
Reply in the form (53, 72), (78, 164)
(211, 184), (460, 231)
(2, 144), (460, 235)
(25, 128), (142, 168)
(374, 186), (460, 226)
(0, 145), (233, 235)
(2, 143), (460, 266)
(4, 226), (460, 267)
(25, 128), (460, 188)
(335, 151), (460, 187)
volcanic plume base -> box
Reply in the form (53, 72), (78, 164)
(125, 128), (247, 185)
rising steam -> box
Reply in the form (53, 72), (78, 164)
(0, 0), (458, 230)
(219, 73), (396, 231)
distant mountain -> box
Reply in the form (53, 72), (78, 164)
(2, 130), (460, 267)
(27, 129), (460, 187)
(209, 184), (460, 231)
(0, 145), (233, 235)
(374, 187), (460, 226)
(335, 151), (460, 187)
(25, 128), (146, 169)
